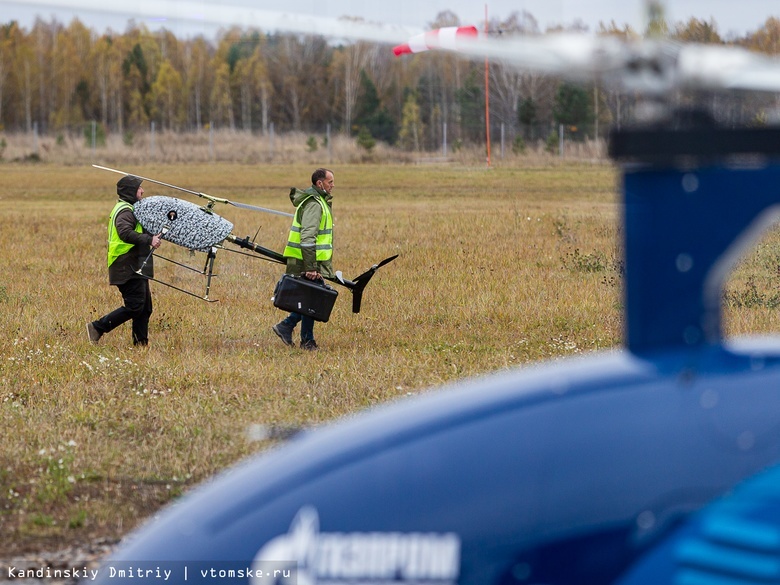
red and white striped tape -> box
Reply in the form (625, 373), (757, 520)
(392, 26), (479, 56)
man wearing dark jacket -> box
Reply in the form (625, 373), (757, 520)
(87, 175), (162, 346)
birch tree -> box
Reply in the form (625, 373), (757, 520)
(183, 37), (212, 131)
(0, 23), (18, 129)
(152, 59), (184, 130)
(210, 61), (234, 129)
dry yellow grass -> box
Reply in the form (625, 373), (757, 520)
(0, 128), (607, 167)
(0, 159), (774, 553)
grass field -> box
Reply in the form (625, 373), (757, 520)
(0, 160), (777, 554)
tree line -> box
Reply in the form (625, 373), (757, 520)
(1, 11), (779, 150)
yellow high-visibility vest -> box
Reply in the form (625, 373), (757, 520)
(107, 201), (142, 267)
(283, 195), (333, 262)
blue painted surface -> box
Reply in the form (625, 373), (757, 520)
(624, 166), (780, 353)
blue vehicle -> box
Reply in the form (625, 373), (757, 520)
(88, 115), (780, 585)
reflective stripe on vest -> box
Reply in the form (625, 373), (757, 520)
(283, 195), (333, 261)
(107, 201), (142, 267)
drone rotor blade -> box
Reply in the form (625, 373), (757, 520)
(393, 30), (613, 77)
(93, 164), (202, 198)
(392, 26), (478, 56)
(677, 44), (780, 93)
(393, 25), (780, 95)
(94, 165), (292, 218)
(226, 200), (293, 218)
(9, 0), (420, 45)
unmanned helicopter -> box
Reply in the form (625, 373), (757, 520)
(93, 165), (397, 312)
(10, 1), (780, 583)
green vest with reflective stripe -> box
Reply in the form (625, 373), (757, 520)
(107, 201), (142, 267)
(283, 195), (333, 261)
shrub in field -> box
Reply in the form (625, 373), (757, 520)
(546, 130), (559, 154)
(356, 126), (376, 152)
(83, 122), (107, 148)
(512, 135), (527, 155)
(562, 248), (607, 273)
(724, 275), (780, 309)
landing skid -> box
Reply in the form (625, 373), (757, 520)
(135, 247), (220, 302)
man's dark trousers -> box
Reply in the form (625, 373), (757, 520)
(93, 278), (153, 345)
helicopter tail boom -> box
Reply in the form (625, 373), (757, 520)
(226, 235), (397, 313)
(226, 234), (286, 264)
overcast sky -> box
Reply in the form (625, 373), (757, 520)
(261, 0), (779, 36)
(3, 0), (778, 39)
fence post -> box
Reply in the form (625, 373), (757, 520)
(269, 122), (275, 159)
(91, 120), (97, 156)
(443, 122), (448, 157)
(501, 123), (505, 159)
(33, 121), (39, 157)
(209, 125), (215, 161)
(150, 121), (156, 158)
(327, 123), (332, 164)
(559, 123), (564, 157)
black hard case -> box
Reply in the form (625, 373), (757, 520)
(272, 274), (339, 322)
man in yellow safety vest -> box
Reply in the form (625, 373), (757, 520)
(273, 168), (335, 350)
(87, 175), (162, 346)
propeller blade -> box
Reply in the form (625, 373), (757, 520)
(402, 31), (780, 95)
(392, 26), (478, 56)
(226, 200), (293, 218)
(394, 30), (628, 80)
(93, 164), (204, 197)
(93, 165), (292, 218)
(8, 0), (421, 45)
(677, 44), (780, 93)
(375, 254), (399, 269)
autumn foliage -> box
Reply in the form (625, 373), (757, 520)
(1, 12), (780, 149)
